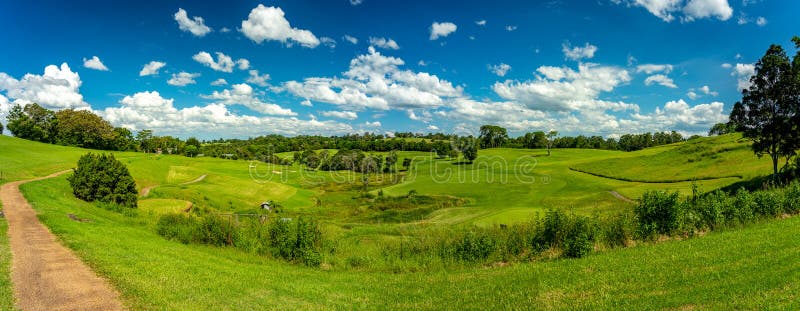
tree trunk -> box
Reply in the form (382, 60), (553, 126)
(772, 153), (779, 180)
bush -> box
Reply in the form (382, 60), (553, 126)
(535, 209), (570, 250)
(729, 189), (756, 224)
(564, 216), (594, 258)
(693, 190), (727, 229)
(68, 153), (138, 208)
(156, 213), (197, 244)
(602, 212), (635, 248)
(784, 182), (800, 214)
(754, 191), (783, 217)
(453, 231), (496, 262)
(634, 191), (681, 238)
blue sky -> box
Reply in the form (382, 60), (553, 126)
(0, 0), (796, 139)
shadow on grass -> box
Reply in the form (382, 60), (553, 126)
(718, 175), (773, 193)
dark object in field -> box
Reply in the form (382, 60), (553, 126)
(68, 213), (92, 223)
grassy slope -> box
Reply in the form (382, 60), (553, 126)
(571, 134), (772, 183)
(20, 175), (800, 309)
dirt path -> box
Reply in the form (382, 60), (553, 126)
(139, 185), (155, 197)
(609, 191), (635, 203)
(180, 174), (207, 185)
(0, 170), (124, 311)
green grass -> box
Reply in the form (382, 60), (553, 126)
(0, 217), (15, 310)
(571, 134), (772, 183)
(19, 175), (800, 309)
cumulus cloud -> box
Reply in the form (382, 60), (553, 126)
(0, 63), (88, 110)
(430, 22), (457, 40)
(100, 91), (350, 138)
(636, 63), (673, 74)
(475, 20), (486, 26)
(756, 16), (767, 26)
(350, 0), (363, 5)
(489, 63), (511, 77)
(202, 83), (295, 116)
(562, 42), (598, 61)
(167, 72), (200, 86)
(343, 35), (358, 44)
(631, 99), (727, 132)
(174, 8), (212, 37)
(320, 110), (358, 120)
(240, 5), (319, 48)
(139, 61), (166, 76)
(614, 0), (733, 22)
(83, 56), (109, 71)
(237, 59), (250, 70)
(730, 63), (755, 91)
(211, 78), (228, 86)
(320, 37), (336, 48)
(282, 47), (461, 111)
(192, 51), (239, 72)
(492, 63), (634, 112)
(246, 70), (270, 87)
(368, 37), (400, 50)
(505, 25), (517, 31)
(644, 74), (677, 88)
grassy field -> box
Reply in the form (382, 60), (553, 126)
(1, 133), (795, 308)
(17, 175), (800, 309)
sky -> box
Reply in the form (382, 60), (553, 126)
(0, 0), (796, 139)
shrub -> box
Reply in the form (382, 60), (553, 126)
(602, 212), (635, 248)
(754, 191), (783, 217)
(156, 213), (197, 244)
(453, 231), (496, 262)
(784, 182), (800, 214)
(730, 189), (756, 223)
(196, 214), (236, 246)
(693, 190), (727, 229)
(535, 209), (569, 250)
(294, 217), (323, 266)
(634, 191), (681, 238)
(68, 153), (138, 208)
(564, 216), (594, 258)
(268, 218), (295, 260)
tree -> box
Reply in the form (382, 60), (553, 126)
(402, 158), (412, 171)
(111, 127), (137, 151)
(384, 150), (398, 173)
(136, 130), (154, 153)
(0, 121), (3, 135)
(736, 42), (800, 178)
(359, 155), (380, 191)
(708, 123), (736, 136)
(53, 109), (116, 149)
(186, 137), (201, 149)
(545, 131), (559, 156)
(184, 145), (198, 157)
(479, 125), (508, 148)
(67, 153), (138, 208)
(461, 139), (478, 163)
(6, 103), (56, 143)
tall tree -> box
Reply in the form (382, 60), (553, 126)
(737, 42), (800, 178)
(545, 130), (559, 156)
(136, 130), (154, 153)
(53, 109), (116, 149)
(479, 125), (508, 148)
(6, 103), (56, 143)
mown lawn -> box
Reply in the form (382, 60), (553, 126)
(20, 175), (800, 310)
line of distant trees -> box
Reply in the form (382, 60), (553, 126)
(5, 103), (691, 163)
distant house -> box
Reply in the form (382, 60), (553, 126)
(260, 201), (271, 211)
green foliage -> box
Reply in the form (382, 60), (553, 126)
(479, 125), (508, 148)
(564, 216), (594, 258)
(67, 153), (138, 208)
(634, 191), (681, 238)
(6, 103), (55, 143)
(53, 109), (116, 149)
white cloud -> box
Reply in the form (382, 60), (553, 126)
(192, 51), (237, 72)
(698, 85), (717, 96)
(174, 8), (212, 37)
(430, 22), (457, 40)
(237, 59), (250, 70)
(167, 72), (200, 86)
(202, 83), (295, 116)
(343, 35), (358, 44)
(632, 99), (727, 131)
(730, 63), (755, 91)
(489, 63), (511, 77)
(320, 37), (336, 48)
(721, 63), (732, 69)
(139, 61), (166, 76)
(562, 42), (598, 61)
(0, 63), (88, 110)
(686, 91), (699, 100)
(368, 37), (400, 50)
(682, 0), (733, 21)
(756, 16), (767, 26)
(364, 121), (381, 127)
(240, 5), (319, 48)
(493, 63), (634, 112)
(615, 0), (733, 22)
(301, 99), (313, 106)
(505, 25), (517, 31)
(246, 70), (270, 87)
(644, 74), (677, 88)
(82, 56), (109, 71)
(220, 27), (231, 33)
(320, 110), (358, 120)
(211, 78), (228, 86)
(282, 47), (461, 111)
(100, 91), (350, 138)
(636, 63), (673, 74)
(350, 0), (364, 5)
(475, 20), (486, 26)
(686, 85), (717, 99)
(427, 125), (440, 130)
